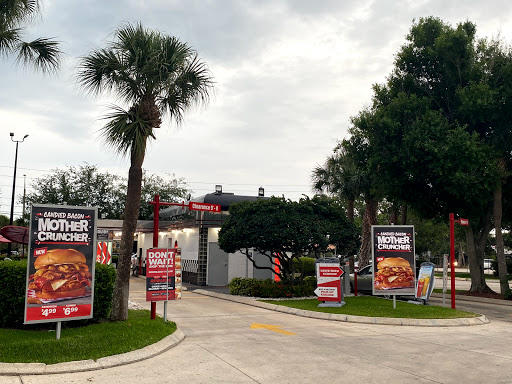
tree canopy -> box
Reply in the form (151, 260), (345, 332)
(218, 196), (360, 282)
(24, 164), (190, 220)
(313, 17), (512, 292)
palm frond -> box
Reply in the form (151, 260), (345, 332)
(159, 54), (213, 123)
(99, 104), (155, 159)
(1, 0), (39, 27)
(0, 27), (21, 54)
(15, 36), (61, 73)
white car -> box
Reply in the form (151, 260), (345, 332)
(483, 259), (493, 270)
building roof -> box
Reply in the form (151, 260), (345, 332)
(157, 192), (266, 221)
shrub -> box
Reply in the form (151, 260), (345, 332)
(293, 257), (316, 277)
(0, 260), (27, 328)
(92, 263), (116, 321)
(0, 260), (116, 328)
(228, 277), (315, 298)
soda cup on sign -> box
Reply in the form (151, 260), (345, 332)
(422, 276), (430, 296)
(416, 278), (425, 297)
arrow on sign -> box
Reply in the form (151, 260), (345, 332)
(250, 323), (296, 335)
(319, 266), (344, 278)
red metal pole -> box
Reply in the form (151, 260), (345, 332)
(153, 194), (160, 249)
(151, 194), (160, 320)
(354, 268), (358, 296)
(449, 213), (456, 309)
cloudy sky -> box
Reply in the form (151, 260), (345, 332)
(2, 0), (512, 219)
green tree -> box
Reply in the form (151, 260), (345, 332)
(25, 164), (125, 218)
(139, 172), (189, 220)
(0, 0), (61, 72)
(77, 23), (213, 321)
(312, 143), (359, 223)
(218, 196), (360, 282)
(350, 17), (509, 292)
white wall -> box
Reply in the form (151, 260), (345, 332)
(228, 250), (253, 281)
(172, 228), (199, 261)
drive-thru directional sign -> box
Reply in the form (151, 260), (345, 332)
(318, 266), (344, 278)
(315, 260), (345, 306)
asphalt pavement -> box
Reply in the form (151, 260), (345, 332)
(2, 276), (512, 384)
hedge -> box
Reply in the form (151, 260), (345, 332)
(0, 261), (116, 329)
(229, 277), (316, 298)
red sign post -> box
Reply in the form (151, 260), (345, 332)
(449, 214), (469, 309)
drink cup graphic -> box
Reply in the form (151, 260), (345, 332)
(416, 278), (425, 297)
(422, 276), (430, 296)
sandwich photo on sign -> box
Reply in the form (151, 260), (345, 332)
(374, 257), (414, 290)
(28, 248), (92, 301)
(372, 225), (416, 296)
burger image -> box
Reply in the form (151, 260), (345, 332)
(28, 248), (92, 300)
(374, 257), (414, 290)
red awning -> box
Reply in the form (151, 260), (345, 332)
(0, 235), (11, 243)
(0, 226), (29, 244)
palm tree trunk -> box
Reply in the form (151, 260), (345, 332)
(111, 148), (145, 321)
(347, 199), (354, 223)
(493, 182), (510, 295)
(400, 204), (407, 225)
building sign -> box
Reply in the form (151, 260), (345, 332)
(96, 229), (112, 241)
(189, 202), (221, 212)
(146, 248), (182, 301)
(24, 204), (97, 324)
(315, 260), (344, 302)
(372, 225), (416, 296)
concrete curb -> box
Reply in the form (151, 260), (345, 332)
(431, 292), (512, 307)
(0, 328), (185, 376)
(193, 289), (489, 327)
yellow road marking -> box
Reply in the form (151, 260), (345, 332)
(250, 323), (296, 335)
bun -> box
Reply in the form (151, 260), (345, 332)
(35, 286), (86, 299)
(34, 249), (86, 268)
(377, 257), (410, 269)
(376, 280), (414, 289)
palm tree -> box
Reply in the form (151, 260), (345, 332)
(77, 22), (213, 321)
(311, 145), (359, 223)
(0, 0), (61, 72)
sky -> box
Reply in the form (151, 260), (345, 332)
(2, 0), (512, 219)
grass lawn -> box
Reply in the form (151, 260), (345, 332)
(260, 296), (479, 319)
(0, 310), (176, 365)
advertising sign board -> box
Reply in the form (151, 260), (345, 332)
(145, 248), (182, 301)
(315, 260), (344, 302)
(372, 225), (416, 296)
(24, 204), (97, 324)
(415, 263), (435, 301)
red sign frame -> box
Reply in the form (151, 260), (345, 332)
(146, 249), (182, 301)
(24, 204), (97, 324)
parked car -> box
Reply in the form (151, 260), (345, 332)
(349, 264), (374, 292)
(483, 259), (493, 270)
(10, 250), (19, 256)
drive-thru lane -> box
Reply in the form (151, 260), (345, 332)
(7, 277), (512, 384)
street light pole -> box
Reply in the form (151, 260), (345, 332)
(7, 133), (29, 255)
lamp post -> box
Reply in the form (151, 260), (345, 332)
(7, 133), (29, 255)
